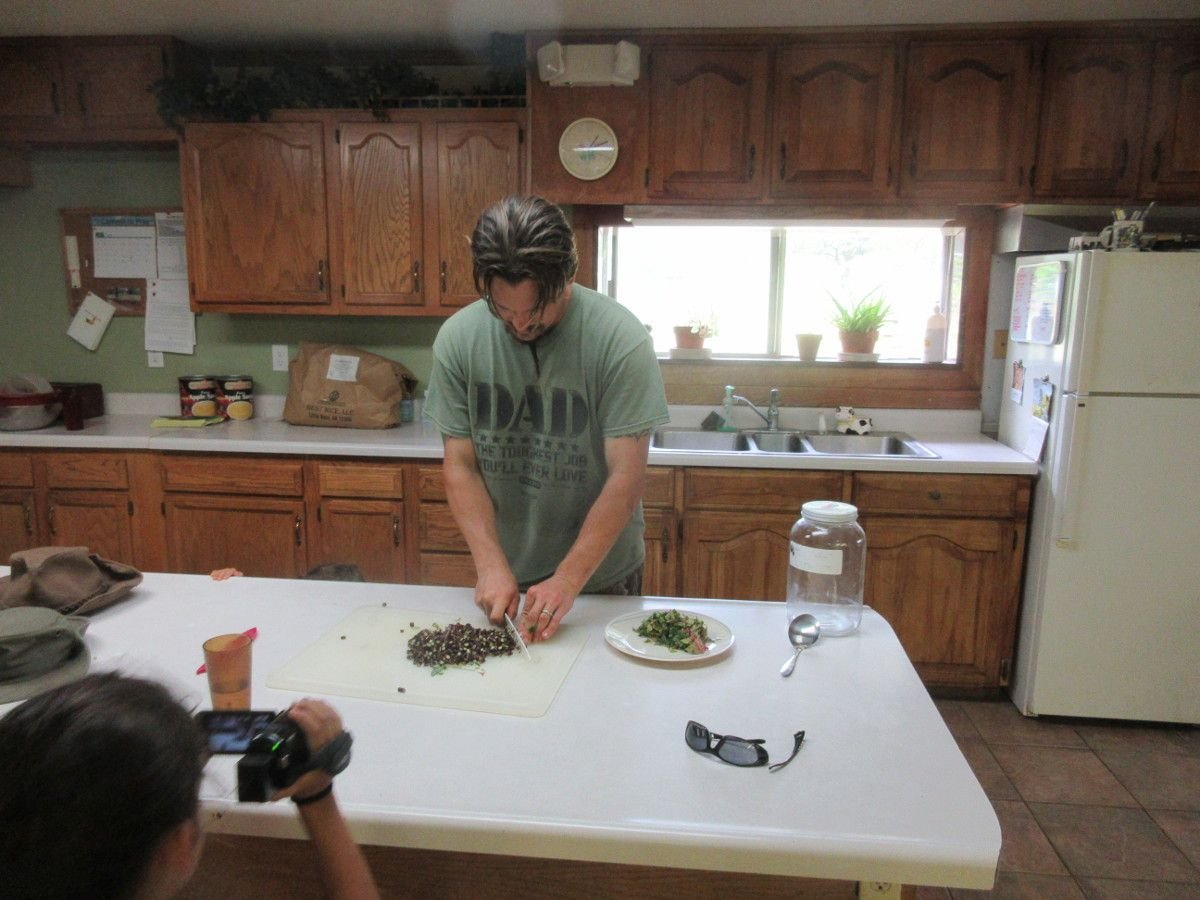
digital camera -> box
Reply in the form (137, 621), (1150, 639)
(235, 712), (312, 802)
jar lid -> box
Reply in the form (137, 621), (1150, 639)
(801, 500), (859, 523)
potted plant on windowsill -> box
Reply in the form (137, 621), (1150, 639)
(831, 292), (890, 356)
(673, 315), (718, 350)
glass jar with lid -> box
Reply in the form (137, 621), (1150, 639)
(785, 500), (866, 636)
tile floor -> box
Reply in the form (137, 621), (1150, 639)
(919, 699), (1200, 899)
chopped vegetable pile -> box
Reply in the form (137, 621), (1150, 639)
(634, 609), (711, 654)
(406, 622), (515, 673)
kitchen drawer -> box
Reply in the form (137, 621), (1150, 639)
(419, 552), (477, 587)
(853, 473), (1030, 518)
(643, 466), (675, 508)
(42, 451), (128, 489)
(417, 465), (446, 501)
(422, 463), (676, 507)
(0, 451), (33, 487)
(314, 460), (403, 498)
(684, 468), (846, 512)
(419, 503), (466, 551)
(160, 455), (304, 496)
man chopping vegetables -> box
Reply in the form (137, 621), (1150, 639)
(423, 196), (669, 642)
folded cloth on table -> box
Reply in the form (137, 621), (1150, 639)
(0, 546), (142, 616)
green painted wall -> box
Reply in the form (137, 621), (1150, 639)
(0, 149), (439, 395)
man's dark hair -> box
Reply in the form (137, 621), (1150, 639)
(471, 195), (579, 311)
(0, 672), (207, 899)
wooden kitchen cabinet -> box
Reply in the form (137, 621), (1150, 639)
(308, 460), (406, 582)
(900, 38), (1037, 200)
(432, 120), (524, 310)
(1139, 39), (1200, 200)
(640, 467), (678, 596)
(0, 450), (137, 565)
(182, 121), (332, 311)
(159, 455), (308, 577)
(0, 36), (196, 144)
(680, 468), (847, 601)
(853, 472), (1030, 693)
(335, 122), (426, 311)
(648, 44), (770, 200)
(770, 39), (898, 200)
(1033, 37), (1154, 199)
(182, 110), (524, 315)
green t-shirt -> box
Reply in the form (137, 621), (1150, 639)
(425, 285), (669, 590)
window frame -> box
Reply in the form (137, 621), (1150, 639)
(571, 204), (992, 411)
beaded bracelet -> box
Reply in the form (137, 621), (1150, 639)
(291, 783), (334, 807)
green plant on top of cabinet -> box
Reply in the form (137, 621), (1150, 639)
(648, 44), (770, 200)
(770, 39), (898, 200)
(900, 38), (1037, 200)
(1034, 37), (1154, 199)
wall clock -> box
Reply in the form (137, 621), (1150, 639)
(558, 117), (619, 181)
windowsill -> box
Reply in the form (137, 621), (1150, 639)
(657, 354), (959, 368)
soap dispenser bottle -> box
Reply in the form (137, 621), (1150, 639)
(719, 385), (736, 432)
(923, 303), (947, 363)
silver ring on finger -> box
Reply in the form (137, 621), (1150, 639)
(540, 609), (553, 618)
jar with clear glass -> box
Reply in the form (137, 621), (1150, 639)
(785, 500), (866, 636)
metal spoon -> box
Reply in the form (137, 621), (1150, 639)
(780, 614), (821, 677)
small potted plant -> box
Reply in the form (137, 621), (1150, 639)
(673, 315), (718, 350)
(830, 292), (890, 355)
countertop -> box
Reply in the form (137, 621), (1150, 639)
(0, 571), (1001, 889)
(0, 398), (1038, 475)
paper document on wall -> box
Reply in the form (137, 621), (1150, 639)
(154, 212), (188, 279)
(67, 292), (117, 350)
(92, 215), (157, 279)
(145, 279), (195, 354)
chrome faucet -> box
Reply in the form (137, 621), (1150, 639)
(729, 387), (782, 431)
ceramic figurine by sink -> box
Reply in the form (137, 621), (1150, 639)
(835, 406), (872, 435)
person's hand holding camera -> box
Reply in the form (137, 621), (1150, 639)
(271, 697), (344, 804)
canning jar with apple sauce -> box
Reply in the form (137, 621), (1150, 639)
(785, 500), (865, 636)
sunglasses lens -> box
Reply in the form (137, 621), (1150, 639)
(685, 721), (711, 751)
(717, 739), (763, 766)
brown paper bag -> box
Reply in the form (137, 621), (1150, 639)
(283, 343), (416, 429)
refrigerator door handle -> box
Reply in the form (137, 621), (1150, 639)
(1052, 396), (1085, 547)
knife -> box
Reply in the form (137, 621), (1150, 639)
(501, 614), (530, 662)
(503, 613), (532, 660)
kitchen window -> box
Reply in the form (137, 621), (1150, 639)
(597, 221), (963, 363)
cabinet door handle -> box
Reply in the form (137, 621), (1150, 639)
(51, 82), (60, 114)
(660, 526), (670, 563)
(1117, 139), (1128, 178)
(48, 504), (56, 535)
(77, 82), (87, 116)
(440, 261), (448, 292)
(779, 143), (787, 180)
(317, 260), (325, 291)
(23, 503), (33, 536)
(909, 142), (918, 178)
(412, 261), (420, 292)
(1151, 141), (1163, 182)
(747, 144), (756, 179)
(928, 490), (943, 501)
(294, 515), (302, 546)
(393, 516), (401, 547)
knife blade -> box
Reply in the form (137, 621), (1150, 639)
(504, 613), (532, 660)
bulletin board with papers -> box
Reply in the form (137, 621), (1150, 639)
(58, 207), (186, 317)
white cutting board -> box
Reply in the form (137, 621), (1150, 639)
(267, 606), (587, 717)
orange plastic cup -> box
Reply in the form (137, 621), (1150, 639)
(203, 633), (252, 709)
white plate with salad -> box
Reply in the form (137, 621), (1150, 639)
(604, 609), (734, 663)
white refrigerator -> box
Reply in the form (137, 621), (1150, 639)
(999, 250), (1200, 724)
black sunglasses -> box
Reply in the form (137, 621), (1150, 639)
(685, 721), (805, 772)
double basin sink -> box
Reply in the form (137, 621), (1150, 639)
(651, 428), (939, 458)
